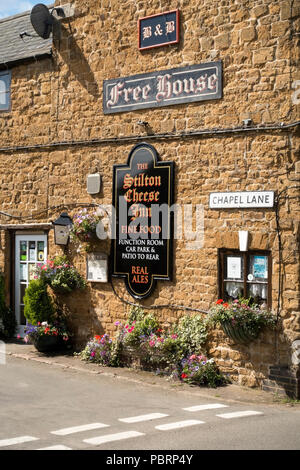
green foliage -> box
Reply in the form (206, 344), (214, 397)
(0, 273), (16, 338)
(140, 332), (182, 370)
(124, 307), (159, 347)
(23, 279), (55, 325)
(137, 314), (208, 371)
(77, 334), (112, 365)
(181, 355), (228, 388)
(37, 256), (87, 294)
(78, 309), (226, 390)
(175, 314), (208, 357)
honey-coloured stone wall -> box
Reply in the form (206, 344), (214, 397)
(0, 0), (299, 393)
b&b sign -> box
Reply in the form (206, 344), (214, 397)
(138, 10), (180, 50)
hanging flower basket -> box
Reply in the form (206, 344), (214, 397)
(220, 320), (258, 344)
(207, 298), (277, 345)
(36, 256), (87, 294)
(75, 231), (98, 243)
(70, 209), (102, 247)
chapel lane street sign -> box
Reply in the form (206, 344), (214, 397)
(103, 61), (222, 114)
(111, 143), (174, 299)
(138, 10), (180, 50)
(209, 191), (275, 209)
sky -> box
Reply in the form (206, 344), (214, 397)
(0, 1), (51, 19)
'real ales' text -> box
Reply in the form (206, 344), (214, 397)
(103, 62), (222, 114)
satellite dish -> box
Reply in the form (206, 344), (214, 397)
(30, 3), (55, 39)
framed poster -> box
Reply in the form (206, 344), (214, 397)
(86, 253), (108, 283)
(227, 256), (242, 279)
(253, 255), (268, 279)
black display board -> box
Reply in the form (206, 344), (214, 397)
(112, 143), (174, 299)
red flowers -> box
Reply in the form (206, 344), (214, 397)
(216, 299), (229, 308)
(181, 373), (188, 379)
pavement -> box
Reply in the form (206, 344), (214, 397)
(2, 339), (296, 407)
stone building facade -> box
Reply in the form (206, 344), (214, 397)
(0, 0), (299, 396)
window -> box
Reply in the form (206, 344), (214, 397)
(218, 249), (271, 308)
(0, 71), (11, 111)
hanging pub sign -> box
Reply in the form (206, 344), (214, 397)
(103, 61), (222, 114)
(138, 10), (180, 51)
(112, 143), (174, 299)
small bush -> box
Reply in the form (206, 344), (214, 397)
(181, 355), (228, 388)
(175, 314), (208, 357)
(124, 307), (159, 347)
(23, 279), (55, 325)
(78, 334), (113, 366)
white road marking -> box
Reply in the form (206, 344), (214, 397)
(0, 436), (39, 447)
(51, 423), (109, 436)
(36, 445), (72, 450)
(216, 410), (264, 419)
(155, 420), (205, 431)
(183, 403), (228, 412)
(119, 412), (169, 423)
(83, 431), (145, 445)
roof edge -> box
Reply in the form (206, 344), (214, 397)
(0, 51), (52, 70)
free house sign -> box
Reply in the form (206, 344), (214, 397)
(112, 143), (174, 299)
(103, 62), (222, 114)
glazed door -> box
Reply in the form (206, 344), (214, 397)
(15, 234), (47, 336)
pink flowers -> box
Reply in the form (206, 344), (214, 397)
(124, 321), (135, 334)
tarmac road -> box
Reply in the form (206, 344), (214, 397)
(0, 347), (300, 452)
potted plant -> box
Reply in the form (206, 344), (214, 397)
(24, 320), (71, 352)
(23, 278), (72, 352)
(207, 298), (277, 344)
(70, 208), (102, 250)
(36, 256), (87, 294)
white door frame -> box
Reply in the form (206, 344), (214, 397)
(15, 233), (48, 337)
